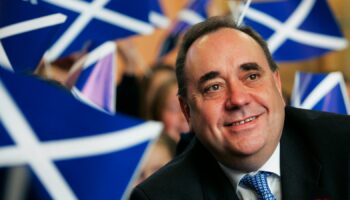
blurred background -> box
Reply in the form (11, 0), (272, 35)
(120, 0), (350, 98)
(1, 0), (350, 199)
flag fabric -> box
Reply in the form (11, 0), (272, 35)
(158, 0), (210, 57)
(291, 71), (350, 115)
(41, 0), (155, 62)
(149, 0), (170, 29)
(174, 0), (210, 34)
(69, 41), (116, 113)
(242, 0), (348, 62)
(0, 67), (162, 200)
(0, 0), (66, 73)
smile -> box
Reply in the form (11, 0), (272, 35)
(224, 116), (258, 127)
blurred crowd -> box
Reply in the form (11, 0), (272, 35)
(32, 34), (192, 186)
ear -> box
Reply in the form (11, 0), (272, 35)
(273, 70), (282, 93)
(273, 70), (285, 105)
(179, 96), (191, 123)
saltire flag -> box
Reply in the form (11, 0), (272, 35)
(149, 0), (170, 29)
(0, 67), (162, 199)
(158, 0), (210, 57)
(241, 0), (348, 62)
(291, 71), (350, 115)
(39, 0), (155, 62)
(67, 41), (116, 113)
(0, 0), (66, 73)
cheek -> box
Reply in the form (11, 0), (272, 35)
(259, 83), (285, 138)
(254, 79), (283, 107)
(268, 84), (285, 110)
(190, 100), (223, 131)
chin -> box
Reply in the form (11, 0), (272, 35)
(218, 150), (264, 172)
(228, 139), (266, 157)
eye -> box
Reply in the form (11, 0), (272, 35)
(203, 84), (221, 93)
(247, 73), (259, 81)
(211, 84), (220, 90)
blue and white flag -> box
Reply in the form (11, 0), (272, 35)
(40, 0), (155, 61)
(0, 0), (66, 73)
(69, 41), (116, 113)
(291, 71), (350, 115)
(158, 0), (210, 57)
(242, 0), (348, 62)
(0, 67), (162, 200)
(149, 0), (170, 29)
(174, 0), (210, 32)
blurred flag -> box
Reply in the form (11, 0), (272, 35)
(149, 0), (170, 29)
(241, 0), (348, 62)
(291, 71), (350, 114)
(158, 0), (210, 57)
(0, 0), (66, 73)
(41, 0), (154, 61)
(67, 41), (116, 113)
(0, 67), (162, 200)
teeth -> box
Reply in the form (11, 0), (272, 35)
(232, 116), (256, 126)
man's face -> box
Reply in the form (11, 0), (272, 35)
(180, 28), (285, 171)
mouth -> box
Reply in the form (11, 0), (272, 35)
(223, 115), (259, 127)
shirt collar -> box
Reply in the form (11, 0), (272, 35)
(219, 143), (280, 191)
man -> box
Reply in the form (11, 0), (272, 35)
(131, 16), (350, 200)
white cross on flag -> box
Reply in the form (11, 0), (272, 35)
(0, 67), (162, 200)
(0, 0), (66, 73)
(149, 0), (170, 29)
(41, 0), (155, 61)
(291, 71), (350, 115)
(242, 0), (348, 62)
(67, 41), (117, 113)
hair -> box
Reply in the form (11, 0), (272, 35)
(149, 78), (178, 121)
(175, 15), (278, 98)
(140, 63), (175, 119)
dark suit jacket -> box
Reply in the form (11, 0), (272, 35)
(130, 107), (350, 200)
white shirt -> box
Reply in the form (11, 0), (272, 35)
(219, 144), (282, 200)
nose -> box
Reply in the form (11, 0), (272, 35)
(225, 84), (250, 110)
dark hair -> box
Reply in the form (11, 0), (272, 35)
(175, 15), (278, 98)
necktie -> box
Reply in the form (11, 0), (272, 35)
(239, 171), (276, 200)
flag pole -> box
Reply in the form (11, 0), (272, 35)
(237, 0), (252, 26)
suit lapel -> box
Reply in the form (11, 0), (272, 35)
(191, 139), (239, 200)
(280, 109), (322, 200)
(189, 107), (328, 200)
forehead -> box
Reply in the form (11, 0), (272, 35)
(184, 28), (267, 76)
(188, 28), (264, 63)
(194, 28), (255, 46)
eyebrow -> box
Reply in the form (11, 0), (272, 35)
(240, 62), (262, 71)
(198, 71), (220, 85)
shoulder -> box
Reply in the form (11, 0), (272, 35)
(285, 106), (350, 130)
(284, 106), (350, 153)
(130, 139), (204, 200)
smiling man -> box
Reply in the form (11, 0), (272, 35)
(131, 16), (350, 200)
(181, 26), (285, 174)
